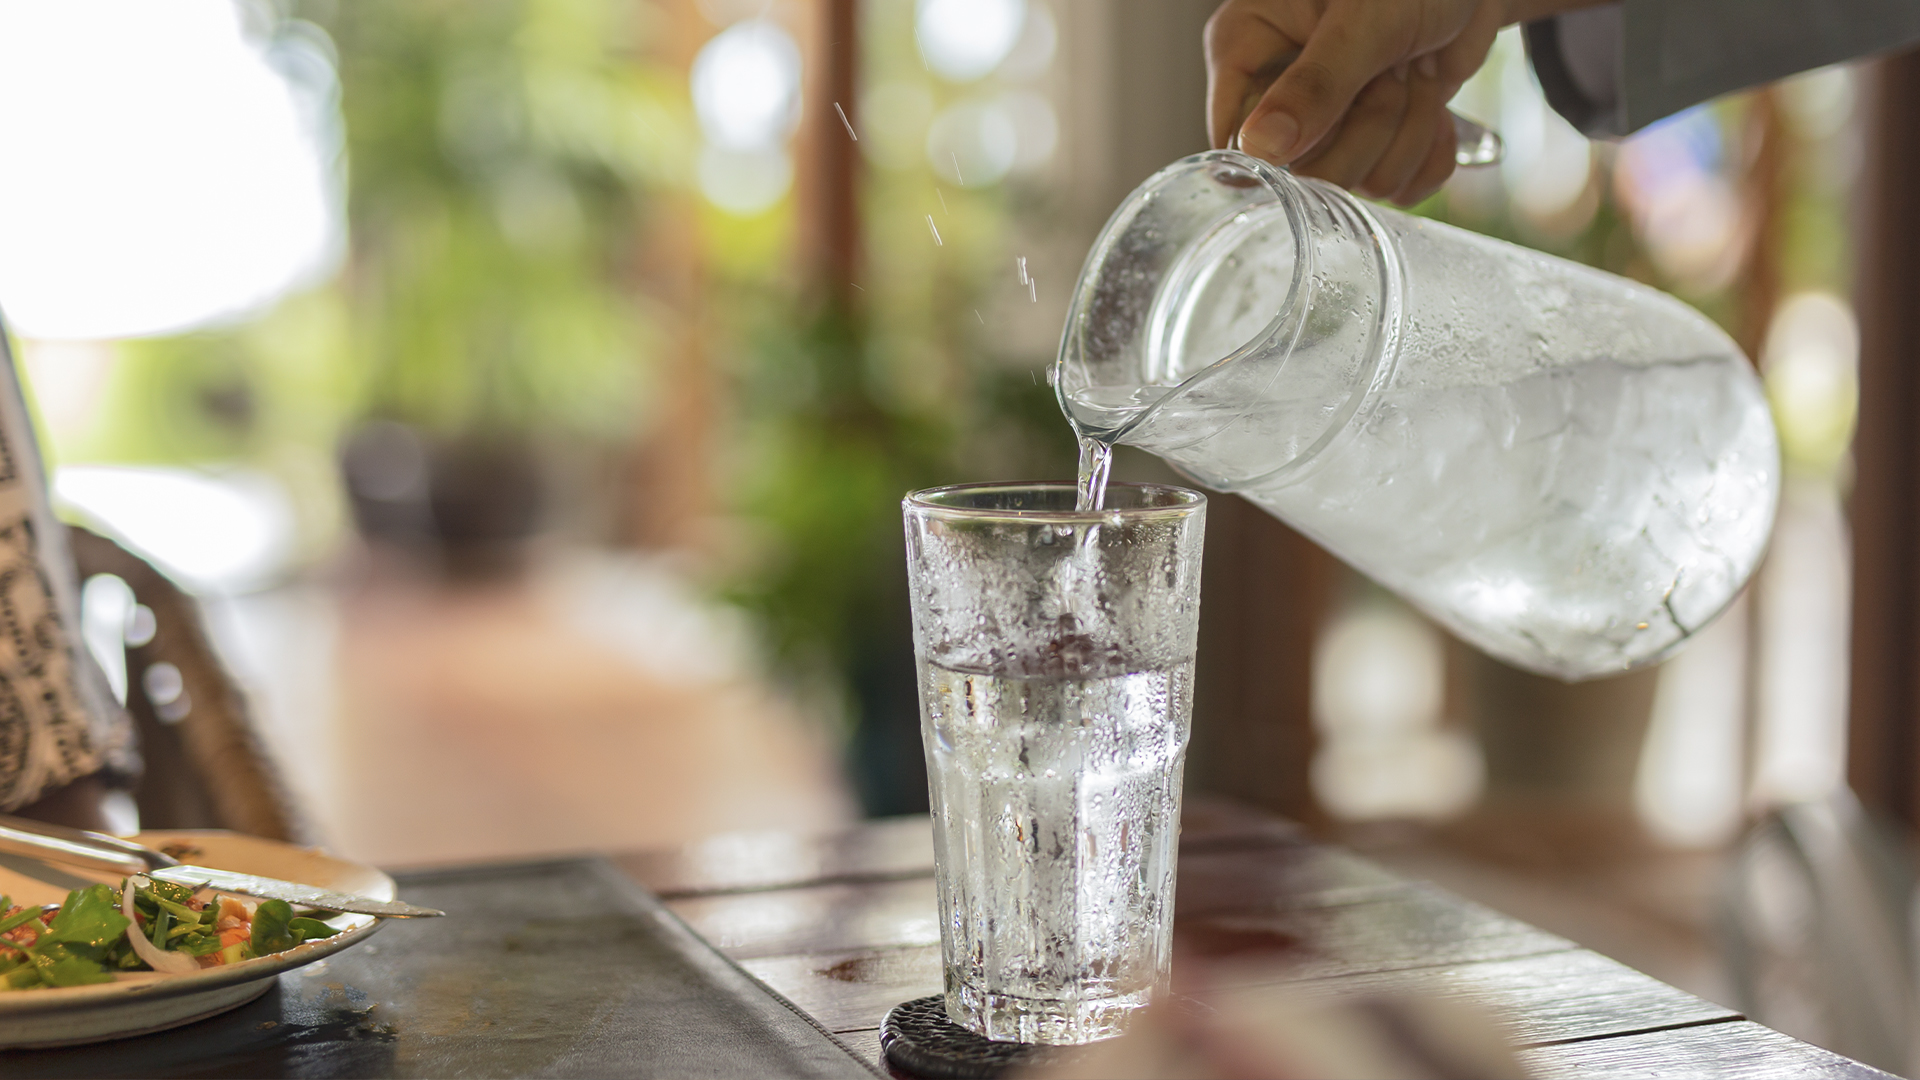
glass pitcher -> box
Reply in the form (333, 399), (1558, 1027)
(1054, 150), (1779, 680)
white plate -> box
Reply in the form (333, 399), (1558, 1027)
(0, 830), (389, 1048)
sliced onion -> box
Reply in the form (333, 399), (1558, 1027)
(122, 875), (199, 975)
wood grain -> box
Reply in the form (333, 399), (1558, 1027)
(667, 877), (942, 960)
(1521, 1020), (1898, 1079)
(625, 796), (1302, 900)
(743, 945), (946, 1034)
(1849, 50), (1920, 833)
(1175, 842), (1405, 916)
(631, 812), (1885, 1079)
(1177, 795), (1312, 849)
(668, 849), (1489, 968)
(1179, 884), (1574, 982)
(622, 815), (934, 899)
(718, 882), (1579, 1041)
(834, 1029), (888, 1075)
(1259, 948), (1740, 1049)
(736, 928), (1731, 1053)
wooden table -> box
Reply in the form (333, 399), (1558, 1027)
(620, 798), (1892, 1078)
(6, 799), (1893, 1078)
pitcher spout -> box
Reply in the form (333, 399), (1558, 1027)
(1053, 151), (1403, 492)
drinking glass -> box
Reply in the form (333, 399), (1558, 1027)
(903, 481), (1206, 1044)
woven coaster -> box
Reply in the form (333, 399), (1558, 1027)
(879, 996), (1102, 1079)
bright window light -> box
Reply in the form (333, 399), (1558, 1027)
(1310, 605), (1482, 821)
(1491, 28), (1592, 224)
(55, 465), (296, 593)
(698, 145), (794, 215)
(927, 99), (1018, 187)
(1636, 593), (1748, 847)
(1763, 292), (1859, 469)
(997, 90), (1058, 173)
(0, 1), (343, 341)
(916, 0), (1025, 83)
(80, 572), (135, 704)
(690, 20), (801, 152)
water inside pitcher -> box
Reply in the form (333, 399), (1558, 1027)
(1054, 150), (1780, 680)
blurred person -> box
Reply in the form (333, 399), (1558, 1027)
(1207, 0), (1920, 204)
(0, 336), (133, 832)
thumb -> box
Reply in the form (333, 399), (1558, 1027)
(1238, 7), (1409, 164)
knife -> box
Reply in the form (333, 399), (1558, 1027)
(145, 865), (444, 918)
(0, 816), (444, 918)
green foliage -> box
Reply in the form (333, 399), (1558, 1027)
(0, 885), (128, 989)
(722, 301), (951, 681)
(49, 289), (351, 468)
(289, 916), (344, 942)
(42, 0), (680, 564)
(0, 880), (348, 992)
(321, 0), (682, 437)
(718, 0), (1074, 759)
(247, 899), (298, 957)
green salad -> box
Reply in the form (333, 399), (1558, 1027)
(0, 877), (343, 990)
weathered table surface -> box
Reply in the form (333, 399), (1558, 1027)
(618, 798), (1894, 1079)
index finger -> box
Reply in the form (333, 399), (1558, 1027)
(1204, 2), (1303, 150)
(1238, 4), (1410, 163)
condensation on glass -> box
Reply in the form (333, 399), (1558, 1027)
(1055, 150), (1779, 680)
(903, 482), (1205, 1044)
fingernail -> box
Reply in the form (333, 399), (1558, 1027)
(1417, 53), (1439, 79)
(1242, 111), (1299, 161)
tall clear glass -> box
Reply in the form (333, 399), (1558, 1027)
(903, 482), (1206, 1045)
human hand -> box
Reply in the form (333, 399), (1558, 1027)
(1205, 0), (1508, 205)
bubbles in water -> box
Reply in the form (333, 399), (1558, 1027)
(925, 659), (1190, 1043)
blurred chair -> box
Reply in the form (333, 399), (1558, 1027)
(1719, 789), (1916, 1074)
(68, 525), (311, 844)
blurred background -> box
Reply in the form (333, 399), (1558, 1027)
(2, 0), (1911, 1069)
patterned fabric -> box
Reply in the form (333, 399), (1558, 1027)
(0, 332), (130, 811)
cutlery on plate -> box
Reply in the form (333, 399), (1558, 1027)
(0, 816), (444, 918)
